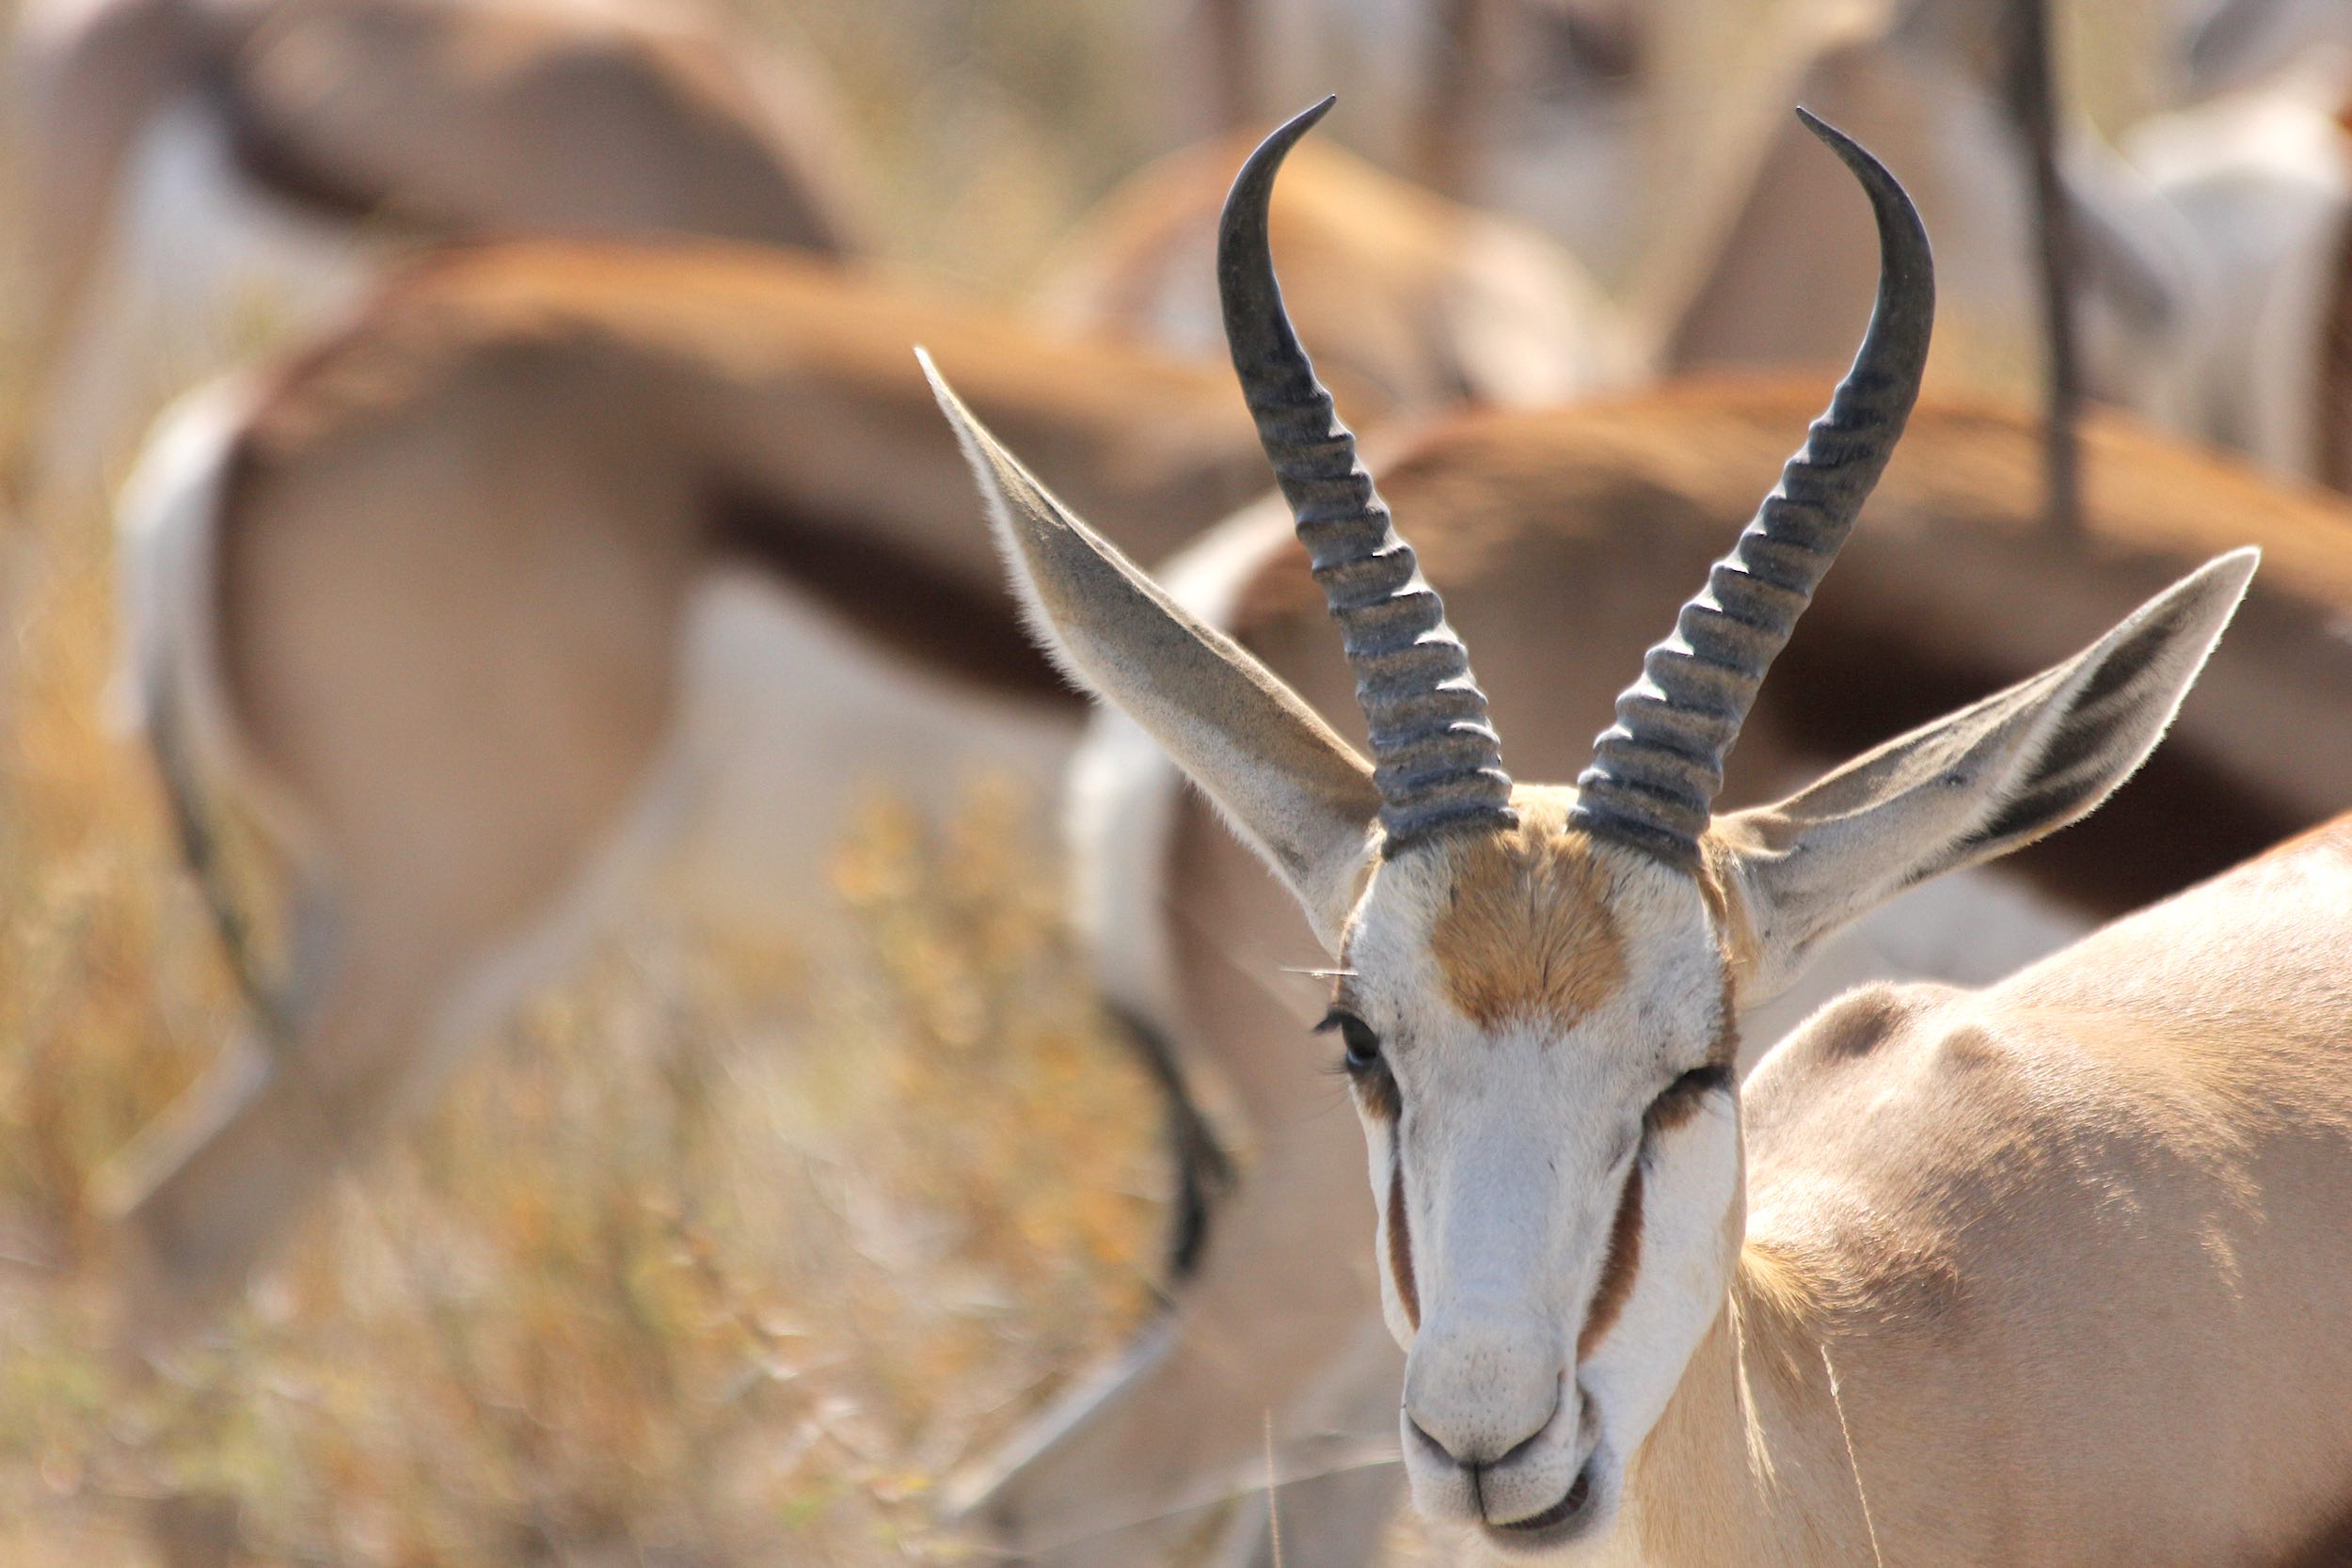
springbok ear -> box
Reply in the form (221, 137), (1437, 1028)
(1712, 549), (2257, 1003)
(921, 351), (1382, 949)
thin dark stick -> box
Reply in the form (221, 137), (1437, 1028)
(1206, 0), (1256, 133)
(1415, 0), (1487, 198)
(2007, 0), (2083, 538)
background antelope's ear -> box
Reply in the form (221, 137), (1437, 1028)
(922, 352), (1381, 949)
(1712, 549), (2258, 1003)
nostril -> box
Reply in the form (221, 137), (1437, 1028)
(1497, 1384), (1564, 1468)
(1406, 1378), (1562, 1470)
(1406, 1415), (1455, 1465)
(1403, 1325), (1566, 1467)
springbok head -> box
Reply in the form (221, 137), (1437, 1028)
(925, 102), (2255, 1553)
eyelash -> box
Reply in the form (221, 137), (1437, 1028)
(1315, 1008), (1383, 1077)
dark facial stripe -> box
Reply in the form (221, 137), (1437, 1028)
(1577, 1164), (1645, 1361)
(1387, 1151), (1420, 1331)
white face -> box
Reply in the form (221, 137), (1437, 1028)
(1327, 792), (1745, 1556)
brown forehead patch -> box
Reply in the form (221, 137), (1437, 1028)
(1429, 816), (1628, 1030)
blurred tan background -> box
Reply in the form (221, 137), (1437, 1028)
(0, 0), (2327, 1563)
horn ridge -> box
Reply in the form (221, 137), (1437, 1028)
(1569, 110), (1935, 863)
(1218, 97), (1516, 852)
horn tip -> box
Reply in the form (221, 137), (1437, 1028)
(1245, 97), (1339, 184)
(1792, 106), (1867, 171)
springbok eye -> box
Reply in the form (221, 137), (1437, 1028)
(1646, 1063), (1732, 1129)
(1316, 1008), (1384, 1076)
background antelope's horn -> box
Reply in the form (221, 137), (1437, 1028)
(1218, 97), (1516, 852)
(1569, 111), (1935, 863)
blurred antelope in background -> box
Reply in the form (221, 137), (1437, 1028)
(943, 103), (2352, 1567)
(9, 0), (861, 491)
(1193, 0), (2196, 402)
(2120, 40), (2352, 492)
(1624, 0), (2185, 406)
(938, 107), (2352, 1568)
(103, 245), (1272, 1344)
(2173, 0), (2352, 100)
(1031, 127), (1644, 420)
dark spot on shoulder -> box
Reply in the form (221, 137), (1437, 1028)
(1792, 983), (1931, 1062)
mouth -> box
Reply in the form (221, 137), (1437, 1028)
(1485, 1454), (1602, 1551)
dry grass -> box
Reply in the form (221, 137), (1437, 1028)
(0, 511), (1178, 1565)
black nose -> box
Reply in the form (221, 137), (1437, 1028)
(1406, 1396), (1556, 1472)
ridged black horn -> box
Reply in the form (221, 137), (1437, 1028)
(1217, 98), (1516, 853)
(1568, 111), (1935, 863)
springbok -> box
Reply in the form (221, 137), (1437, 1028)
(103, 242), (1273, 1344)
(2175, 0), (2352, 100)
(932, 103), (2352, 1565)
(9, 0), (859, 490)
(2120, 56), (2352, 491)
(1186, 0), (1644, 199)
(1029, 127), (1644, 420)
(1626, 3), (2191, 406)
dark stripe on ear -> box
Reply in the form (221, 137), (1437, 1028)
(1387, 1153), (1420, 1331)
(1961, 715), (2134, 852)
(1953, 598), (2191, 859)
(1962, 700), (2166, 859)
(1577, 1165), (1645, 1361)
(1756, 567), (2298, 918)
(2076, 596), (2188, 708)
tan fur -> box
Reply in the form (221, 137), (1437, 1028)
(1614, 817), (2352, 1566)
(1429, 800), (1627, 1032)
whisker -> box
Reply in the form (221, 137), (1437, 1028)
(1821, 1342), (1887, 1568)
(955, 1438), (1406, 1560)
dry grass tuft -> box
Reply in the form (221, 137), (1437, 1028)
(0, 499), (1173, 1565)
